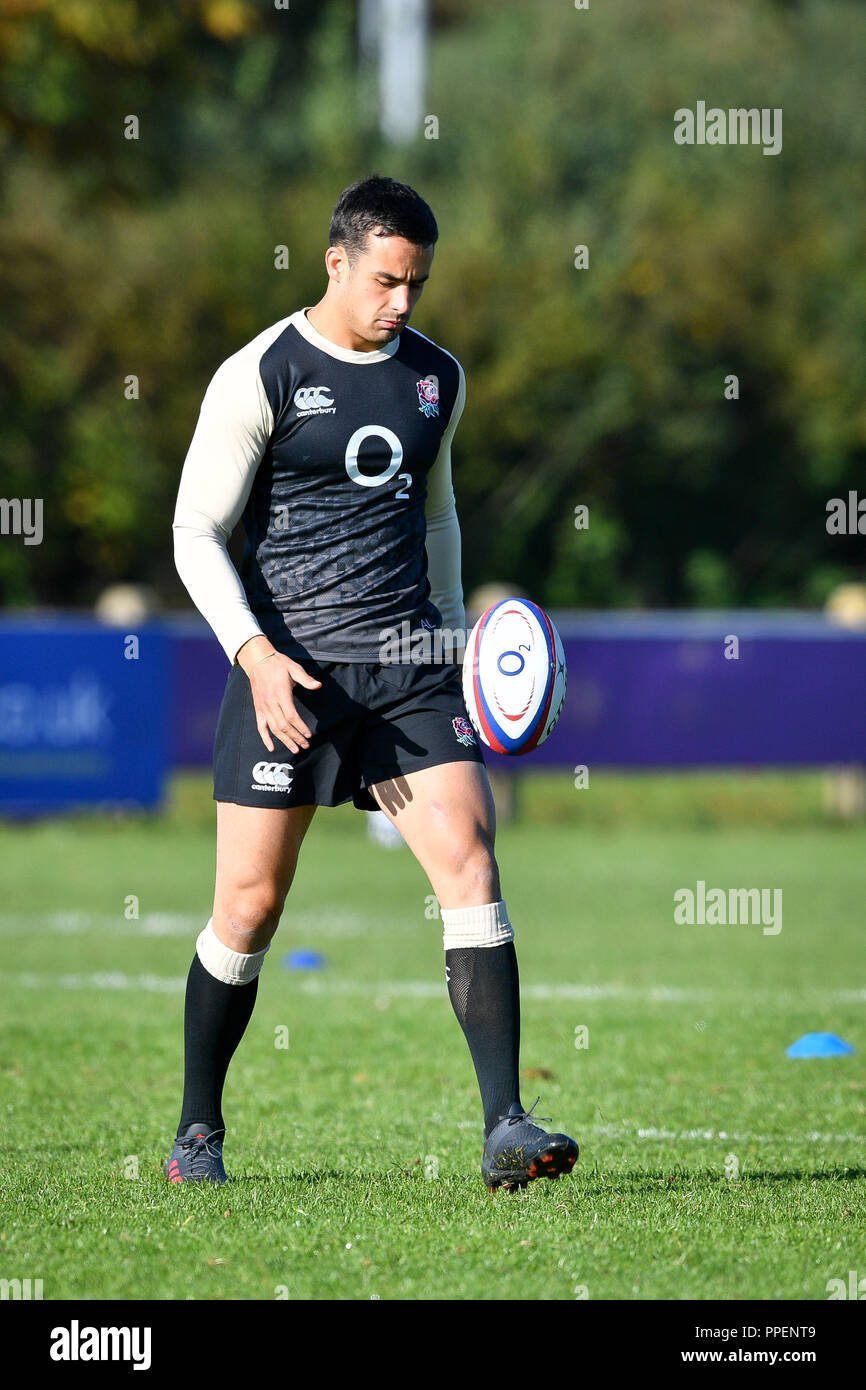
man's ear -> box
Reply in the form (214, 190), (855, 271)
(324, 245), (347, 284)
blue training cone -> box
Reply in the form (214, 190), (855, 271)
(786, 1033), (855, 1058)
(282, 949), (326, 971)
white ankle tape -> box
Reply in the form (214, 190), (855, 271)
(196, 919), (270, 985)
(441, 900), (514, 950)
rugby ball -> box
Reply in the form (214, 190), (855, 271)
(462, 598), (567, 755)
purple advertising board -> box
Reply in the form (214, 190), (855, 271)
(168, 612), (866, 771)
(535, 612), (866, 767)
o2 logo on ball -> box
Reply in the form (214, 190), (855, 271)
(498, 649), (526, 675)
(462, 599), (567, 756)
(495, 637), (534, 720)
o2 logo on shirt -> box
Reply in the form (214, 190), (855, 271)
(344, 425), (412, 500)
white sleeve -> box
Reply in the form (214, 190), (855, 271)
(424, 361), (466, 639)
(172, 344), (276, 665)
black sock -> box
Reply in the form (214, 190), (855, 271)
(445, 942), (522, 1140)
(177, 953), (259, 1136)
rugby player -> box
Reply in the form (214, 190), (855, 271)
(168, 175), (578, 1192)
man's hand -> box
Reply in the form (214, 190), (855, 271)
(236, 636), (322, 755)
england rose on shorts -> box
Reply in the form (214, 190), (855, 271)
(452, 715), (477, 747)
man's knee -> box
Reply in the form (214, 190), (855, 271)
(439, 837), (500, 905)
(213, 880), (288, 950)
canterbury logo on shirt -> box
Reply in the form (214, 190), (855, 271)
(294, 386), (335, 415)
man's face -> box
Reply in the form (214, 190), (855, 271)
(335, 231), (433, 347)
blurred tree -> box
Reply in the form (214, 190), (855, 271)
(0, 0), (863, 612)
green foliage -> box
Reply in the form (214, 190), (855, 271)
(1, 0), (863, 610)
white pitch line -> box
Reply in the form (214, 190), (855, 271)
(2, 972), (864, 1013)
(0, 973), (723, 1003)
(296, 977), (709, 1003)
(1, 917), (864, 1005)
(5, 972), (654, 1000)
(590, 1124), (866, 1146)
(0, 910), (381, 939)
(0, 912), (201, 937)
(10, 971), (186, 994)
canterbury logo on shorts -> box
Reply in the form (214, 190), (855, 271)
(251, 761), (294, 792)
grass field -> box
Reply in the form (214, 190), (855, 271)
(0, 773), (863, 1301)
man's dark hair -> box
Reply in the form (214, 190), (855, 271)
(329, 175), (438, 262)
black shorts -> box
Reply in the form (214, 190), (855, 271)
(213, 657), (486, 811)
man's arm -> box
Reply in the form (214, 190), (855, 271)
(172, 349), (273, 668)
(424, 360), (467, 645)
(172, 337), (322, 751)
